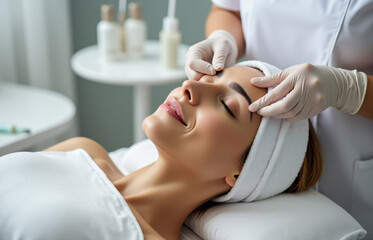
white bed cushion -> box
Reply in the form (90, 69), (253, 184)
(109, 139), (158, 175)
(180, 225), (202, 240)
(185, 190), (366, 240)
(110, 139), (367, 240)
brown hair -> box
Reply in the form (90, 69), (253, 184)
(194, 120), (323, 217)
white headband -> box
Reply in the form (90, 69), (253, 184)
(214, 61), (309, 202)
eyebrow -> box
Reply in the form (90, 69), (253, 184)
(229, 82), (253, 121)
(216, 70), (253, 121)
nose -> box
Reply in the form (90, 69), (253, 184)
(182, 80), (197, 105)
(181, 80), (202, 105)
(181, 80), (217, 106)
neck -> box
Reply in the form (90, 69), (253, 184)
(114, 156), (229, 240)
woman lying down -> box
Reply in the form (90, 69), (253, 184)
(0, 61), (322, 240)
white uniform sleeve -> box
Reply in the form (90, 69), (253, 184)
(211, 0), (240, 11)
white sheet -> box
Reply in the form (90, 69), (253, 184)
(0, 149), (143, 240)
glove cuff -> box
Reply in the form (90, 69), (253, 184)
(332, 67), (368, 114)
(351, 71), (368, 114)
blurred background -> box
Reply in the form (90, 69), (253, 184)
(0, 0), (211, 151)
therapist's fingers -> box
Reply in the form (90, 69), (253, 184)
(272, 93), (305, 119)
(212, 44), (230, 71)
(288, 101), (325, 121)
(251, 71), (288, 88)
(185, 48), (216, 80)
(249, 77), (295, 112)
(187, 57), (216, 75)
(256, 86), (302, 117)
(273, 104), (303, 119)
(185, 65), (205, 81)
(287, 107), (313, 122)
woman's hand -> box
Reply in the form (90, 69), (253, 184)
(248, 63), (368, 121)
(185, 30), (238, 80)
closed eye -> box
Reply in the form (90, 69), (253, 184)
(220, 98), (236, 119)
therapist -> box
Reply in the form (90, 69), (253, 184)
(185, 0), (373, 237)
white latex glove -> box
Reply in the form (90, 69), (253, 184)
(249, 63), (368, 121)
(185, 30), (238, 80)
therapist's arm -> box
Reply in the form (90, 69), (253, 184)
(206, 4), (246, 60)
(357, 74), (373, 120)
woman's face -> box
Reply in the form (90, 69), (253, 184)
(143, 66), (266, 181)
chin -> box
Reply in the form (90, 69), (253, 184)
(142, 110), (183, 156)
(142, 111), (168, 145)
(142, 114), (157, 140)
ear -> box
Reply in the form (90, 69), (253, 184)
(225, 174), (239, 187)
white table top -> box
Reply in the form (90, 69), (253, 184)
(0, 82), (76, 156)
(71, 40), (189, 86)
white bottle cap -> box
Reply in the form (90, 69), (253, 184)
(162, 17), (179, 32)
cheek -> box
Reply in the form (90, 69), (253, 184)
(198, 112), (233, 140)
(190, 111), (248, 173)
(197, 110), (243, 145)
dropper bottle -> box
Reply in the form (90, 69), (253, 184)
(159, 0), (181, 69)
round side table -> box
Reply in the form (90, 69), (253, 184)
(0, 82), (76, 156)
(71, 40), (188, 142)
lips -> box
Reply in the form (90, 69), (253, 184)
(160, 97), (187, 126)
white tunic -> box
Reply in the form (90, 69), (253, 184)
(212, 0), (373, 237)
(0, 149), (143, 240)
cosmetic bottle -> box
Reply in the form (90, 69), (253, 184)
(97, 4), (120, 62)
(160, 17), (181, 68)
(160, 0), (181, 69)
(125, 3), (147, 58)
(118, 13), (126, 55)
(118, 0), (127, 55)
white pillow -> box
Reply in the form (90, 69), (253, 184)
(110, 139), (367, 240)
(109, 139), (157, 175)
(185, 189), (366, 240)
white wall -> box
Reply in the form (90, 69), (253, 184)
(0, 0), (78, 149)
(0, 0), (76, 100)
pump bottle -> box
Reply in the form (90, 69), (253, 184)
(97, 5), (120, 62)
(160, 17), (181, 69)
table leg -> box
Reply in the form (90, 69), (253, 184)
(134, 85), (150, 142)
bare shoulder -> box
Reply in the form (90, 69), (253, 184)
(43, 137), (124, 181)
(44, 137), (109, 160)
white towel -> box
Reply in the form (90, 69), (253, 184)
(0, 149), (143, 240)
(214, 61), (309, 202)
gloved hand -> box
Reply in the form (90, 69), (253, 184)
(248, 63), (368, 121)
(185, 30), (238, 80)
